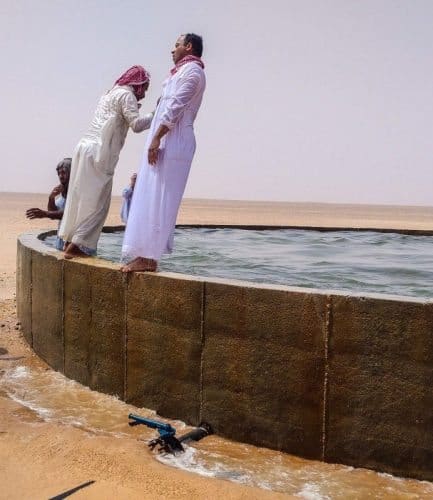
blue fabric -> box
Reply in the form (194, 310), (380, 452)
(55, 236), (65, 251)
(121, 187), (133, 224)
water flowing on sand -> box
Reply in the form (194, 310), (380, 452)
(1, 357), (433, 497)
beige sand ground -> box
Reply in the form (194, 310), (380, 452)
(1, 192), (432, 498)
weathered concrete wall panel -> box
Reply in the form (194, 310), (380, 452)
(16, 240), (32, 345)
(201, 282), (327, 459)
(126, 273), (203, 424)
(88, 264), (125, 397)
(64, 260), (92, 386)
(31, 252), (64, 371)
(326, 295), (433, 480)
(64, 260), (125, 397)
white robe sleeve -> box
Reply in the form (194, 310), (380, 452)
(160, 66), (202, 130)
(120, 92), (153, 133)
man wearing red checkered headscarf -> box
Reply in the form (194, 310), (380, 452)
(115, 65), (151, 101)
(59, 65), (153, 259)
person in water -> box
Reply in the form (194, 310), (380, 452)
(26, 158), (71, 250)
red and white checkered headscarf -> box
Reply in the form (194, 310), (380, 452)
(115, 65), (150, 86)
(170, 55), (204, 75)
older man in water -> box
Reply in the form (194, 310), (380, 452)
(121, 34), (206, 272)
(26, 158), (71, 250)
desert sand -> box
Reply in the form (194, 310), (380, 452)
(1, 192), (432, 499)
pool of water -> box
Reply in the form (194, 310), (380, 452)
(45, 228), (433, 298)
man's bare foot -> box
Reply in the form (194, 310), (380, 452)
(64, 243), (91, 260)
(121, 257), (157, 273)
(120, 257), (140, 271)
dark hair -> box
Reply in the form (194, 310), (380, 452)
(56, 158), (72, 172)
(183, 33), (203, 57)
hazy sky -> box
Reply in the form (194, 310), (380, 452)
(1, 0), (432, 205)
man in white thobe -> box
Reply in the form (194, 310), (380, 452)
(121, 33), (206, 272)
(59, 66), (153, 259)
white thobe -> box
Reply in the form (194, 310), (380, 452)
(59, 86), (152, 251)
(122, 62), (206, 261)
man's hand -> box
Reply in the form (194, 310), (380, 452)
(148, 137), (161, 165)
(26, 208), (47, 219)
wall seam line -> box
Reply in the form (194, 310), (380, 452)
(123, 274), (129, 402)
(199, 281), (206, 423)
(30, 248), (33, 348)
(88, 265), (92, 383)
(321, 295), (332, 461)
(62, 259), (65, 373)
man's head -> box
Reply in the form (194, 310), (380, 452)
(56, 158), (71, 186)
(115, 65), (151, 101)
(172, 33), (203, 64)
(132, 81), (149, 101)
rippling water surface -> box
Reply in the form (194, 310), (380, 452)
(1, 363), (433, 498)
(47, 228), (433, 297)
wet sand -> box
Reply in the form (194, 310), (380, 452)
(1, 192), (433, 498)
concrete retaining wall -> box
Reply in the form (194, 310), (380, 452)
(16, 230), (433, 481)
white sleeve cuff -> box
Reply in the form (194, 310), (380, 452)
(160, 120), (174, 130)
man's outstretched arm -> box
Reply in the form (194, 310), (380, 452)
(26, 207), (64, 220)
